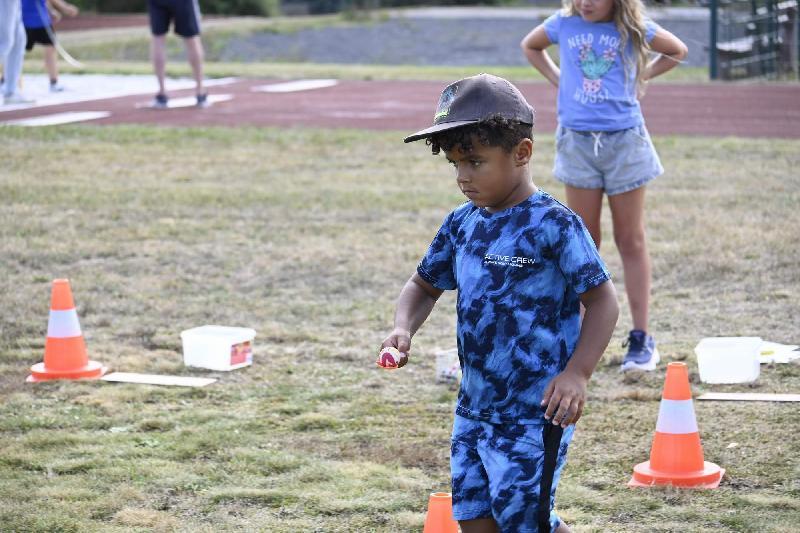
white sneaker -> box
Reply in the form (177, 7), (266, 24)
(49, 82), (66, 93)
(3, 93), (35, 105)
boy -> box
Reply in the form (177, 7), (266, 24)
(22, 0), (79, 92)
(379, 74), (619, 533)
(1, 0), (34, 104)
(146, 0), (208, 108)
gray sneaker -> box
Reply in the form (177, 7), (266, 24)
(3, 93), (35, 105)
(621, 330), (660, 371)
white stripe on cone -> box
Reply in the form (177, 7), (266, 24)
(47, 309), (82, 338)
(655, 399), (699, 434)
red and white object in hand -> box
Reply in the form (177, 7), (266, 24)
(376, 347), (404, 369)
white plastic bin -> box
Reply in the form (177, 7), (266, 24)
(694, 337), (762, 384)
(180, 325), (256, 371)
(435, 348), (461, 384)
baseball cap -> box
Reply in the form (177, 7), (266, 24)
(404, 73), (535, 143)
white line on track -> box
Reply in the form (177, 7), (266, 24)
(251, 79), (339, 93)
(1, 111), (111, 126)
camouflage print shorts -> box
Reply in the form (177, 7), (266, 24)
(450, 415), (575, 532)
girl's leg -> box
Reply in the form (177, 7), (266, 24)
(44, 45), (58, 84)
(608, 186), (650, 332)
(459, 518), (499, 533)
(564, 185), (604, 249)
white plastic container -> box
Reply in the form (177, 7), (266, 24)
(180, 325), (256, 371)
(694, 337), (762, 384)
(435, 348), (461, 384)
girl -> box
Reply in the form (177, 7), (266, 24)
(521, 0), (687, 372)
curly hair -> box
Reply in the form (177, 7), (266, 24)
(426, 115), (533, 156)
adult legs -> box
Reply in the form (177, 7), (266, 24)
(44, 44), (58, 84)
(0, 0), (15, 59)
(608, 187), (650, 332)
(1, 1), (26, 97)
(183, 35), (204, 94)
(564, 185), (605, 249)
(151, 34), (167, 95)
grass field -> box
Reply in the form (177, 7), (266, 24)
(1, 125), (799, 532)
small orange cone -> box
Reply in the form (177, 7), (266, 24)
(422, 492), (459, 533)
(27, 279), (108, 382)
(629, 362), (724, 488)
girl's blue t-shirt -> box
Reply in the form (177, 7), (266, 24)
(22, 0), (51, 29)
(543, 11), (660, 131)
(417, 191), (610, 424)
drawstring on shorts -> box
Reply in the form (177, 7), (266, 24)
(590, 132), (604, 157)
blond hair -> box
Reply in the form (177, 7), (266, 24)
(563, 0), (651, 92)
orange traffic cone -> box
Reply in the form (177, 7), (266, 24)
(27, 279), (108, 382)
(423, 492), (459, 533)
(629, 362), (724, 488)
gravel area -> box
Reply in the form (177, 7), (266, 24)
(220, 9), (710, 67)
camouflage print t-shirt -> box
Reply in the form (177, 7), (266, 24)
(417, 190), (610, 424)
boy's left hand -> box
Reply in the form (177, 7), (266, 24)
(541, 369), (588, 428)
(63, 3), (79, 17)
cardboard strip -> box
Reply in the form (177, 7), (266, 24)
(101, 372), (216, 387)
(697, 392), (800, 402)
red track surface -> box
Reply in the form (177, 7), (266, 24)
(2, 79), (799, 137)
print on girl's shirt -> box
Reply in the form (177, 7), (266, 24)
(567, 32), (620, 105)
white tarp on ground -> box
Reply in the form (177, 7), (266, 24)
(0, 74), (236, 112)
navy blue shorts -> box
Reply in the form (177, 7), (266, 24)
(147, 0), (201, 38)
(25, 26), (54, 51)
(451, 415), (575, 532)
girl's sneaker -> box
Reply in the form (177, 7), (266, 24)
(621, 330), (660, 371)
(196, 93), (210, 108)
(50, 81), (65, 93)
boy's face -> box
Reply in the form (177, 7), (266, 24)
(444, 135), (534, 213)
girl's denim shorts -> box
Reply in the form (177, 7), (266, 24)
(553, 123), (664, 196)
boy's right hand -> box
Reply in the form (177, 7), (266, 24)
(378, 329), (411, 368)
(62, 2), (79, 17)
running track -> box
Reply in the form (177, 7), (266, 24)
(1, 78), (798, 138)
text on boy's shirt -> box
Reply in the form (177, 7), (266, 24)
(484, 253), (538, 268)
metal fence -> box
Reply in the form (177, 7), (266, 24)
(710, 0), (798, 79)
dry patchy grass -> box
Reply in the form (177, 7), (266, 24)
(0, 125), (798, 531)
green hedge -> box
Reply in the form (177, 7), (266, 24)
(72, 0), (513, 15)
(72, 0), (279, 16)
